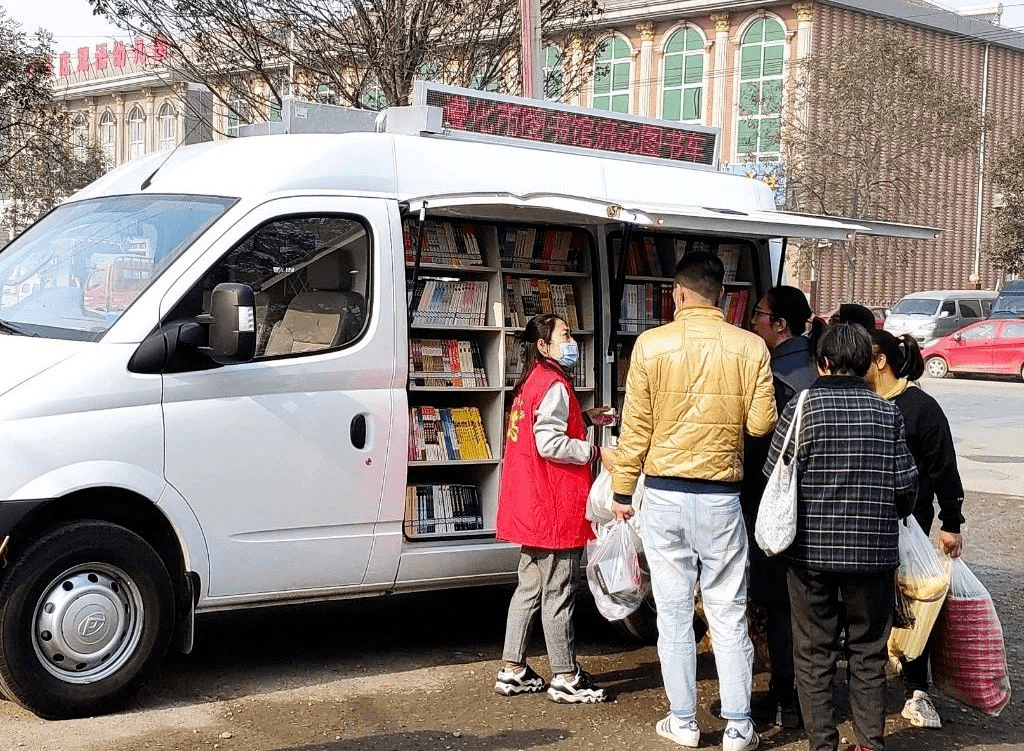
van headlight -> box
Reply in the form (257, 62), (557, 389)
(913, 321), (937, 337)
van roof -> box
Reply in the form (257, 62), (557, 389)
(74, 131), (775, 211)
(68, 132), (919, 242)
(899, 289), (998, 299)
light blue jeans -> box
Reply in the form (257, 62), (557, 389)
(641, 485), (753, 722)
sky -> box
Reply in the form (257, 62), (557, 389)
(3, 0), (1024, 51)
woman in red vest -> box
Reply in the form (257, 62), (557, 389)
(494, 313), (615, 704)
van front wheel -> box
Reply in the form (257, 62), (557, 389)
(0, 521), (174, 719)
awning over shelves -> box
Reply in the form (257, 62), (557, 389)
(402, 193), (940, 243)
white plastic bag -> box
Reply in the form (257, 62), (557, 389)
(931, 557), (1012, 715)
(755, 389), (808, 556)
(586, 520), (649, 621)
(888, 516), (949, 663)
(586, 467), (644, 527)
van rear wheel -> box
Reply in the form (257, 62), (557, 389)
(0, 521), (174, 719)
(925, 356), (949, 378)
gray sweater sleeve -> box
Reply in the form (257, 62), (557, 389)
(533, 382), (595, 465)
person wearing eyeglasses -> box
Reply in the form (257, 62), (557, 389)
(743, 286), (825, 729)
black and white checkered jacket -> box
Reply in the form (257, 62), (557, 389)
(764, 375), (918, 573)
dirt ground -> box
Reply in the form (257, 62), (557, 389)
(0, 489), (1021, 751)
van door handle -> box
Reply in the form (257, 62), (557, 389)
(350, 414), (367, 449)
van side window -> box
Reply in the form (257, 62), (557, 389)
(958, 299), (983, 318)
(940, 300), (956, 317)
(176, 215), (370, 358)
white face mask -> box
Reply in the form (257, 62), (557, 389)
(555, 341), (579, 369)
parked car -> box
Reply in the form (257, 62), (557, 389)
(921, 318), (1024, 379)
(884, 289), (996, 343)
(990, 279), (1024, 319)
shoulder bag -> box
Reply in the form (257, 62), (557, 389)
(755, 388), (809, 556)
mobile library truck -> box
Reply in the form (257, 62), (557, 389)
(0, 82), (937, 719)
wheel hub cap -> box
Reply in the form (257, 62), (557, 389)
(34, 568), (140, 681)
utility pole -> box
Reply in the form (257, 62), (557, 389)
(519, 0), (543, 98)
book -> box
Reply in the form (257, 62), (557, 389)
(405, 484), (484, 537)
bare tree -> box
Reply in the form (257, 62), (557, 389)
(0, 9), (107, 239)
(90, 0), (604, 134)
(986, 130), (1024, 277)
(783, 29), (986, 300)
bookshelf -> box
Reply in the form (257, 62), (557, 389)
(405, 217), (597, 540)
(609, 232), (761, 409)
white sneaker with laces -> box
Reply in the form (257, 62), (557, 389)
(722, 719), (760, 751)
(902, 690), (942, 728)
(654, 715), (700, 747)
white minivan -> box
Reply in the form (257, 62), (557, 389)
(0, 84), (935, 719)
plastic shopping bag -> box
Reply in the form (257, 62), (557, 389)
(930, 557), (1012, 715)
(888, 516), (949, 663)
(586, 520), (649, 621)
(586, 467), (645, 527)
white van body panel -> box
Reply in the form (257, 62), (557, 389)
(0, 342), (163, 503)
(0, 338), (83, 399)
(157, 196), (398, 598)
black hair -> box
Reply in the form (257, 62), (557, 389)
(869, 328), (924, 381)
(510, 313), (569, 400)
(674, 251), (724, 302)
(835, 303), (877, 331)
(816, 323), (872, 377)
(765, 285), (826, 352)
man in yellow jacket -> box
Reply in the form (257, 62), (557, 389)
(612, 251), (776, 751)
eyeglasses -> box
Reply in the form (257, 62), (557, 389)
(752, 308), (774, 320)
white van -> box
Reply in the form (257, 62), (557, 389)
(0, 83), (934, 719)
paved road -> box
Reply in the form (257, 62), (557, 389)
(918, 375), (1024, 495)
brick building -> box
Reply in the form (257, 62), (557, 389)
(569, 0), (1024, 310)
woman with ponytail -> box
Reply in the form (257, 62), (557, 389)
(867, 328), (966, 731)
(743, 285), (823, 729)
(494, 313), (615, 704)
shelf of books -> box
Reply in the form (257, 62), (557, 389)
(609, 233), (761, 409)
(405, 217), (596, 541)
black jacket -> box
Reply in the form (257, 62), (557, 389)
(893, 386), (965, 535)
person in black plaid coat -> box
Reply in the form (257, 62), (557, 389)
(763, 323), (918, 751)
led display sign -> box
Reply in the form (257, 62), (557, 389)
(414, 82), (719, 168)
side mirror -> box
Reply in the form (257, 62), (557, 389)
(939, 310), (951, 318)
(199, 283), (256, 364)
(954, 332), (963, 342)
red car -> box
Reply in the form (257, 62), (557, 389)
(921, 318), (1024, 380)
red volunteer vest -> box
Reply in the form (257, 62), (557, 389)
(496, 362), (594, 549)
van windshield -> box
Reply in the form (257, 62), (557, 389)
(0, 195), (233, 341)
(890, 298), (939, 316)
(992, 292), (1024, 316)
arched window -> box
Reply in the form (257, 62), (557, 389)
(662, 27), (705, 123)
(128, 106), (146, 160)
(737, 17), (785, 161)
(592, 35), (631, 113)
(72, 114), (88, 159)
(158, 104), (176, 150)
(99, 111), (116, 164)
(543, 44), (564, 101)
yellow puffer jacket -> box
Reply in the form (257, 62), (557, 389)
(612, 305), (777, 496)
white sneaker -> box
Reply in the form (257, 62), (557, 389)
(722, 719), (760, 751)
(902, 690), (942, 728)
(655, 715), (700, 747)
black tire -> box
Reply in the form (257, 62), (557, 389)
(0, 521), (174, 719)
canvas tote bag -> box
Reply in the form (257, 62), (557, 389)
(755, 389), (809, 556)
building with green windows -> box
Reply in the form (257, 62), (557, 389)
(559, 0), (1024, 309)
